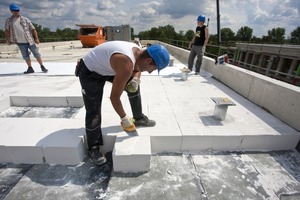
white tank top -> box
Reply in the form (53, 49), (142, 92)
(83, 41), (140, 76)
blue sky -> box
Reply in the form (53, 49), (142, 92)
(1, 0), (299, 37)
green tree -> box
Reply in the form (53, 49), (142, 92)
(261, 34), (271, 42)
(221, 27), (235, 43)
(131, 27), (135, 40)
(0, 30), (5, 38)
(236, 26), (253, 42)
(267, 27), (285, 43)
(61, 28), (74, 38)
(251, 36), (262, 43)
(290, 26), (300, 44)
(185, 30), (194, 41)
(138, 31), (148, 40)
(207, 34), (218, 45)
(148, 27), (160, 39)
(138, 25), (178, 41)
(33, 23), (43, 33)
(159, 25), (177, 40)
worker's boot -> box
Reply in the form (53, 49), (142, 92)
(24, 67), (34, 74)
(88, 145), (107, 166)
(134, 114), (156, 127)
(41, 65), (48, 73)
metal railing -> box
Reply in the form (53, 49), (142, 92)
(163, 38), (299, 86)
(232, 59), (300, 85)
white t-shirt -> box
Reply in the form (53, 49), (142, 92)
(13, 17), (28, 43)
(83, 41), (140, 76)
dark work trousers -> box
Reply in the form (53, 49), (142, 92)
(188, 45), (203, 73)
(78, 59), (143, 149)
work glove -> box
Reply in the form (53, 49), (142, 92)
(121, 115), (136, 132)
(125, 77), (140, 93)
(202, 46), (206, 53)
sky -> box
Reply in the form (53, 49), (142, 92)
(1, 0), (299, 38)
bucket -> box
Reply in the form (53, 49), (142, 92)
(181, 71), (189, 80)
(169, 59), (174, 66)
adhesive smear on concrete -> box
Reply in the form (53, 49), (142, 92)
(0, 106), (80, 118)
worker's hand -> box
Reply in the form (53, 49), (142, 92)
(202, 46), (206, 53)
(189, 42), (193, 49)
(125, 77), (140, 93)
(34, 38), (40, 44)
(121, 115), (136, 132)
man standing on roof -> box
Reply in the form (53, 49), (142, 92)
(76, 41), (170, 165)
(5, 3), (48, 74)
(188, 15), (209, 75)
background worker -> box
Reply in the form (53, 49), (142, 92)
(5, 3), (48, 74)
(77, 41), (170, 165)
(188, 15), (209, 75)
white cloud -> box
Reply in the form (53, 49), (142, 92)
(0, 0), (299, 37)
(97, 1), (116, 10)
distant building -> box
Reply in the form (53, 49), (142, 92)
(105, 25), (131, 42)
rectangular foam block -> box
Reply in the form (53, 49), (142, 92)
(113, 135), (151, 173)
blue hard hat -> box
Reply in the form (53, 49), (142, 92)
(9, 4), (20, 11)
(147, 44), (170, 72)
(197, 15), (205, 22)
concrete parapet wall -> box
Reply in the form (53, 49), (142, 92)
(163, 43), (190, 64)
(139, 40), (159, 45)
(163, 43), (300, 132)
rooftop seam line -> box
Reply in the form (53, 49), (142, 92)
(187, 154), (208, 199)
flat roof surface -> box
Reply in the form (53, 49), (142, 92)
(0, 41), (299, 200)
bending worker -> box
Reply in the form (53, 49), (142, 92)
(76, 41), (170, 165)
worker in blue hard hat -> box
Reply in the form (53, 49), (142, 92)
(188, 15), (209, 75)
(5, 3), (48, 74)
(76, 40), (170, 165)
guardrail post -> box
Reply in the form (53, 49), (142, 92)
(266, 55), (275, 76)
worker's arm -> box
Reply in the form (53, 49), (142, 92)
(131, 47), (142, 79)
(124, 48), (142, 93)
(5, 30), (11, 45)
(32, 29), (40, 44)
(204, 27), (209, 46)
(110, 53), (133, 118)
(202, 27), (209, 53)
(132, 70), (141, 79)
